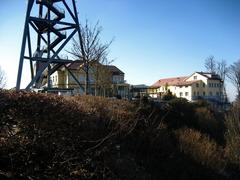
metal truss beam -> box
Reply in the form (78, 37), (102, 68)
(16, 0), (82, 91)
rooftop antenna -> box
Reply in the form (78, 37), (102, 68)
(16, 0), (83, 90)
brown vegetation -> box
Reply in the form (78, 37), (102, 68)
(175, 128), (225, 171)
(0, 90), (238, 179)
(225, 102), (240, 172)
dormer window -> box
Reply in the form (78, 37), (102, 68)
(194, 76), (197, 80)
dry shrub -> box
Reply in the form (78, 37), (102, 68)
(69, 95), (136, 134)
(0, 91), (137, 179)
(195, 107), (217, 129)
(225, 102), (240, 169)
(194, 107), (224, 141)
(163, 98), (225, 143)
(165, 98), (196, 128)
(175, 128), (225, 172)
(0, 90), (231, 179)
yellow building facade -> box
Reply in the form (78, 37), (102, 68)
(50, 61), (129, 97)
(150, 72), (225, 103)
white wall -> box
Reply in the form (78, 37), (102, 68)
(186, 72), (208, 84)
(174, 85), (192, 101)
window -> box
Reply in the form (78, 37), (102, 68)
(185, 92), (188, 96)
(214, 83), (216, 87)
(180, 92), (183, 97)
(197, 92), (199, 96)
(196, 83), (199, 88)
(216, 92), (219, 96)
(193, 91), (196, 96)
(203, 83), (205, 87)
(52, 76), (54, 82)
(194, 76), (197, 80)
(209, 91), (212, 96)
(203, 91), (205, 96)
(208, 83), (211, 87)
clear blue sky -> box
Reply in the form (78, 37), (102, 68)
(0, 0), (240, 100)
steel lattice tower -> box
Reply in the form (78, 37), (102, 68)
(16, 0), (82, 90)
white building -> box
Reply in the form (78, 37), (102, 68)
(150, 72), (226, 104)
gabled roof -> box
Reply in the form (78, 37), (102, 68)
(65, 60), (84, 70)
(151, 76), (188, 87)
(152, 71), (223, 88)
(61, 61), (124, 75)
(195, 72), (222, 80)
(105, 65), (124, 75)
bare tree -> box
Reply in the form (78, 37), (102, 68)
(0, 66), (6, 89)
(216, 60), (229, 102)
(205, 56), (216, 73)
(204, 56), (229, 102)
(227, 59), (240, 100)
(216, 60), (228, 82)
(68, 20), (113, 95)
(93, 58), (113, 97)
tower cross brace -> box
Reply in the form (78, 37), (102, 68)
(16, 0), (84, 91)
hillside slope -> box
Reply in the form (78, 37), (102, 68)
(0, 91), (232, 179)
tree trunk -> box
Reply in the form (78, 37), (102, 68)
(237, 89), (240, 101)
(85, 64), (89, 95)
(94, 66), (99, 96)
(95, 84), (97, 96)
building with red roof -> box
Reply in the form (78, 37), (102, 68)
(149, 72), (225, 104)
(49, 61), (129, 97)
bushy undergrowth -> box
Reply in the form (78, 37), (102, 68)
(225, 102), (240, 173)
(164, 98), (225, 143)
(0, 91), (137, 179)
(175, 128), (225, 171)
(0, 90), (237, 179)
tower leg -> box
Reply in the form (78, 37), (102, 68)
(16, 0), (34, 90)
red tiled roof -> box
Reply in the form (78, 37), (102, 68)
(151, 76), (188, 87)
(174, 80), (201, 86)
(65, 60), (84, 70)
